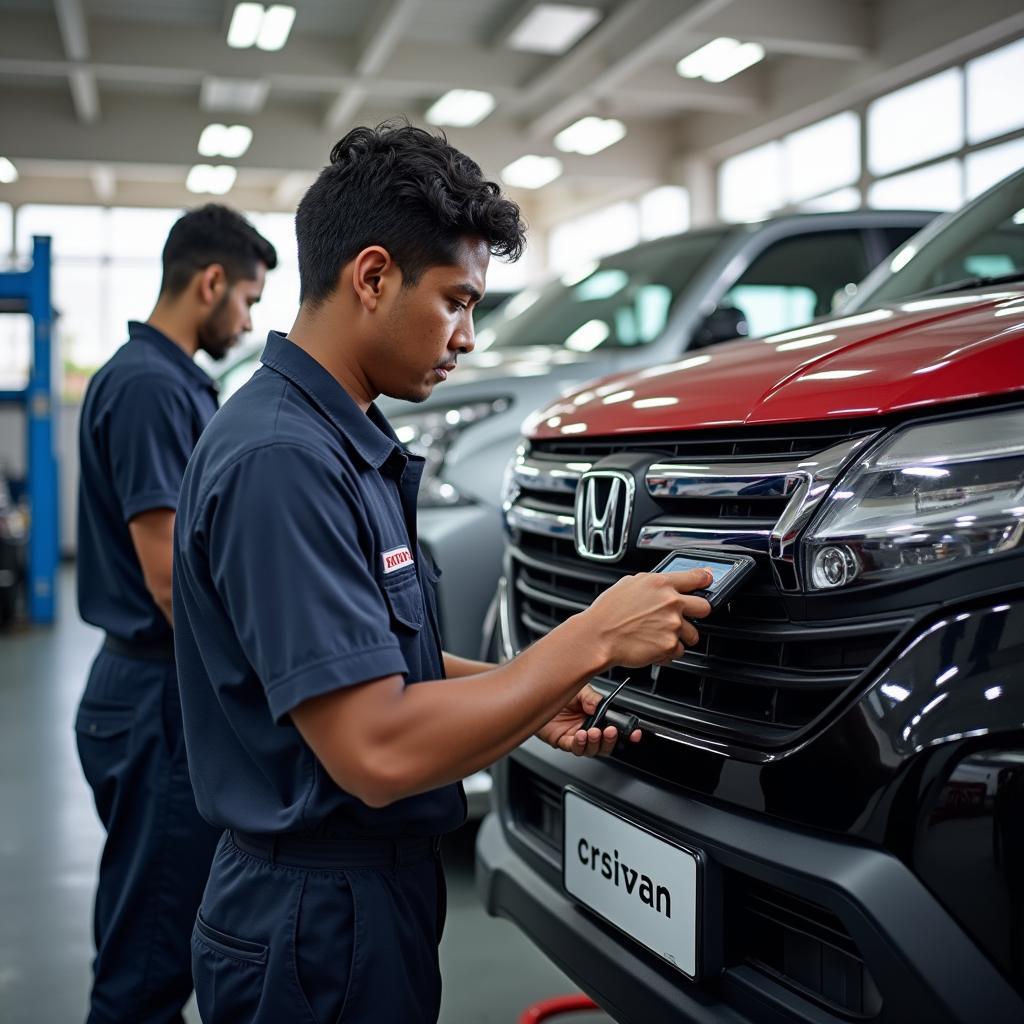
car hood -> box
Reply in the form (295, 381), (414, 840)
(527, 288), (1024, 440)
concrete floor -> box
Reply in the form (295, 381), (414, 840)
(0, 567), (608, 1024)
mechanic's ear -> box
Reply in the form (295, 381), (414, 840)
(350, 246), (392, 311)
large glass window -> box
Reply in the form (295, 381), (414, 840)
(966, 37), (1024, 144)
(0, 203), (12, 258)
(799, 187), (862, 212)
(718, 141), (783, 222)
(548, 202), (641, 273)
(639, 186), (690, 240)
(868, 160), (964, 211)
(867, 69), (964, 177)
(965, 138), (1024, 199)
(16, 205), (107, 258)
(784, 112), (860, 203)
(720, 231), (869, 336)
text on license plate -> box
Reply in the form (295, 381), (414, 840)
(563, 789), (700, 978)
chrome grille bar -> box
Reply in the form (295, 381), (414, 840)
(646, 460), (803, 499)
(513, 456), (591, 494)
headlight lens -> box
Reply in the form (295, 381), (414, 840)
(803, 407), (1024, 590)
(390, 398), (511, 507)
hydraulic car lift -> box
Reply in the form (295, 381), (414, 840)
(0, 236), (58, 623)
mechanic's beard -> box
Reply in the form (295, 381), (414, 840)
(197, 293), (237, 362)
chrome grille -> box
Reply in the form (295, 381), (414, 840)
(505, 426), (905, 747)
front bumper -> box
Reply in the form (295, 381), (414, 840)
(478, 742), (1023, 1024)
(478, 589), (1024, 1023)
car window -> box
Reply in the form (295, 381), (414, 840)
(478, 229), (730, 352)
(850, 170), (1024, 309)
(719, 230), (870, 337)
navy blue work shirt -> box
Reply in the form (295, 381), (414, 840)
(173, 332), (465, 837)
(78, 321), (218, 643)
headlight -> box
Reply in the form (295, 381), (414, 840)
(390, 398), (511, 507)
(803, 407), (1024, 590)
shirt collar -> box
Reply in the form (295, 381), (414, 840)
(128, 321), (218, 392)
(260, 331), (403, 469)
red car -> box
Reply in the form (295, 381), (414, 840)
(479, 168), (1024, 1023)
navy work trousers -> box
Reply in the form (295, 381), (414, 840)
(192, 830), (447, 1023)
(75, 646), (221, 1024)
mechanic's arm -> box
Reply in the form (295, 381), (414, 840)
(128, 508), (175, 625)
(292, 569), (711, 808)
(443, 652), (495, 677)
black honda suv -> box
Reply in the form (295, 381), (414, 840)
(477, 170), (1024, 1023)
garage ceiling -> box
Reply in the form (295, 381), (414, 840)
(0, 0), (1022, 225)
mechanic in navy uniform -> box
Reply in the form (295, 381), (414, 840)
(172, 124), (713, 1023)
(75, 204), (277, 1024)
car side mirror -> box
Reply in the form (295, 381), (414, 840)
(691, 305), (750, 349)
(832, 282), (858, 313)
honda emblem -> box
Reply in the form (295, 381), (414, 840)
(575, 470), (635, 561)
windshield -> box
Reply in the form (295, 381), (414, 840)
(850, 169), (1024, 310)
(475, 229), (729, 352)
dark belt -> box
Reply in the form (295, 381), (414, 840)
(103, 634), (175, 662)
(230, 830), (442, 870)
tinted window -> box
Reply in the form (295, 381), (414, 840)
(852, 170), (1024, 309)
(478, 230), (729, 352)
(720, 230), (870, 337)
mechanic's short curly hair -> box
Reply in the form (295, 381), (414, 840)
(296, 121), (526, 306)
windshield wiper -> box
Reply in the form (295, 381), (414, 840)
(910, 271), (1024, 299)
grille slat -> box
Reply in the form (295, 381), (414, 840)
(507, 425), (904, 747)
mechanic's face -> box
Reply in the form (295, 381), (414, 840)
(374, 237), (488, 403)
(198, 264), (266, 361)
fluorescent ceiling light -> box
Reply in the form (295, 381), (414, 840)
(501, 154), (563, 189)
(0, 157), (17, 184)
(227, 3), (295, 51)
(507, 3), (602, 55)
(554, 116), (626, 155)
(257, 5), (296, 51)
(198, 123), (253, 158)
(676, 37), (764, 83)
(186, 164), (238, 195)
(425, 89), (496, 128)
(227, 3), (263, 47)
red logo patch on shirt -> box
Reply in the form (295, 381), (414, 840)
(381, 545), (414, 574)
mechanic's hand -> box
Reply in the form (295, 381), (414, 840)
(536, 683), (641, 756)
(582, 569), (713, 669)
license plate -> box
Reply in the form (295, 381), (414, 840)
(563, 789), (701, 979)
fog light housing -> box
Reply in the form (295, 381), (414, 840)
(811, 544), (859, 589)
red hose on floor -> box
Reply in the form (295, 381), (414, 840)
(518, 994), (601, 1023)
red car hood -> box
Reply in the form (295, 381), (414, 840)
(527, 289), (1024, 439)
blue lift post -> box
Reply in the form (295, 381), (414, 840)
(0, 236), (58, 623)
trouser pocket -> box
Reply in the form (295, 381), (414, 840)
(191, 913), (268, 1023)
(74, 699), (135, 825)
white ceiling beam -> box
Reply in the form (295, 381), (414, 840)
(604, 62), (761, 115)
(89, 163), (116, 202)
(0, 16), (532, 102)
(523, 0), (733, 137)
(53, 0), (89, 59)
(0, 89), (668, 184)
(68, 67), (100, 122)
(54, 0), (101, 122)
(323, 0), (420, 132)
(700, 0), (869, 60)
